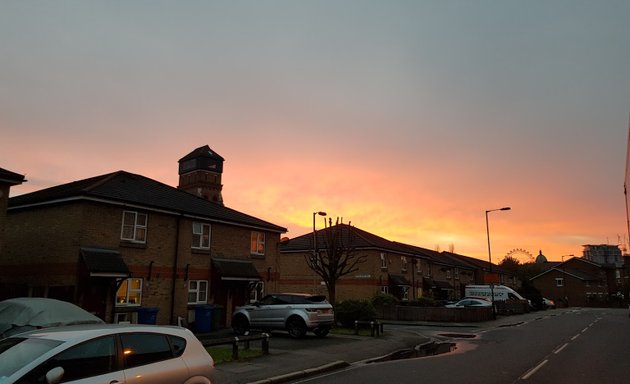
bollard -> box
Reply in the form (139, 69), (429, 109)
(370, 321), (375, 337)
(354, 320), (359, 335)
(262, 333), (270, 355)
(232, 337), (239, 360)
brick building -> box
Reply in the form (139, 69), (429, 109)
(0, 167), (26, 256)
(278, 223), (517, 303)
(1, 147), (286, 328)
(530, 256), (611, 307)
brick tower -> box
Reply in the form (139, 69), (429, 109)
(178, 145), (224, 204)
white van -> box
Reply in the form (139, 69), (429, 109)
(464, 285), (526, 302)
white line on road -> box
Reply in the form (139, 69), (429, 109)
(554, 343), (569, 354)
(581, 327), (588, 333)
(522, 360), (548, 380)
(571, 334), (580, 341)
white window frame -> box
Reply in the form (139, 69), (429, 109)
(556, 277), (564, 287)
(116, 278), (143, 306)
(251, 231), (265, 255)
(380, 253), (387, 269)
(380, 285), (389, 294)
(188, 280), (208, 304)
(446, 269), (452, 279)
(249, 281), (264, 303)
(401, 256), (407, 272)
(121, 211), (147, 243)
(192, 222), (211, 249)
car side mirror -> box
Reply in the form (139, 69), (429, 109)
(46, 367), (65, 384)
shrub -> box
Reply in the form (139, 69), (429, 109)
(335, 299), (377, 328)
(371, 292), (398, 309)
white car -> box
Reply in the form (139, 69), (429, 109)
(445, 298), (492, 308)
(0, 324), (215, 384)
(232, 293), (334, 338)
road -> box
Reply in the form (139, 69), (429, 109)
(294, 308), (630, 384)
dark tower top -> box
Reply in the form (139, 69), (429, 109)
(178, 145), (224, 204)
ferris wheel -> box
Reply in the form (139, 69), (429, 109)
(504, 248), (534, 263)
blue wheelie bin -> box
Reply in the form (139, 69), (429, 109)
(194, 304), (214, 333)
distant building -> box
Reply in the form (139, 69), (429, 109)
(0, 167), (26, 256)
(582, 244), (623, 267)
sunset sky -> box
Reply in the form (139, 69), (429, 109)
(2, 1), (630, 263)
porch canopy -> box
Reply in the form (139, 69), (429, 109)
(80, 247), (130, 278)
(212, 258), (261, 281)
(388, 274), (411, 287)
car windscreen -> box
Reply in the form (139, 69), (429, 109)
(0, 337), (63, 379)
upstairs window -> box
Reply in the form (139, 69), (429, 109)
(556, 277), (564, 287)
(192, 222), (211, 249)
(446, 269), (452, 279)
(401, 256), (408, 272)
(121, 211), (147, 243)
(251, 231), (265, 256)
(380, 253), (387, 270)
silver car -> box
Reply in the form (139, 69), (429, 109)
(232, 293), (334, 338)
(0, 324), (215, 384)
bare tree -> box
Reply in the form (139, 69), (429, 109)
(304, 218), (368, 306)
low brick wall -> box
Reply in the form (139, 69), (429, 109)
(379, 305), (493, 322)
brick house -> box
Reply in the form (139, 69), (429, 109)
(1, 147), (286, 328)
(0, 167), (26, 256)
(279, 223), (517, 303)
(530, 256), (611, 307)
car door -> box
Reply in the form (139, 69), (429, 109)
(17, 335), (125, 384)
(120, 332), (189, 384)
(248, 296), (288, 328)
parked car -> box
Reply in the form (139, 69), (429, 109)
(0, 324), (215, 384)
(542, 298), (556, 309)
(445, 298), (492, 308)
(0, 297), (104, 338)
(232, 293), (334, 338)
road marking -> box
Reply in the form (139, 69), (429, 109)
(522, 359), (548, 380)
(571, 334), (580, 341)
(554, 343), (569, 354)
(581, 327), (588, 333)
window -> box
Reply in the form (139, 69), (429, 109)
(446, 269), (452, 279)
(121, 211), (147, 243)
(250, 231), (265, 255)
(188, 280), (208, 304)
(24, 336), (118, 383)
(556, 277), (564, 287)
(380, 253), (387, 269)
(401, 257), (407, 272)
(117, 278), (143, 306)
(380, 286), (389, 294)
(415, 260), (422, 274)
(120, 333), (174, 369)
(249, 281), (264, 303)
(192, 222), (211, 249)
(454, 268), (460, 280)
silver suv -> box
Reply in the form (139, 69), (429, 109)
(232, 293), (334, 338)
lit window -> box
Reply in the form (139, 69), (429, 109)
(192, 222), (211, 249)
(188, 280), (208, 304)
(121, 211), (147, 243)
(117, 278), (142, 305)
(251, 231), (265, 255)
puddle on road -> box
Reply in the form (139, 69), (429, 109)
(366, 341), (456, 363)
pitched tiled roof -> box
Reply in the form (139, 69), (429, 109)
(280, 224), (417, 255)
(0, 167), (26, 186)
(8, 171), (286, 233)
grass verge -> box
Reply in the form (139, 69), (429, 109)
(206, 346), (263, 364)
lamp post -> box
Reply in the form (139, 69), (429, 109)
(486, 207), (511, 319)
(312, 211), (326, 293)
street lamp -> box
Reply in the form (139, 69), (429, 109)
(485, 206), (511, 319)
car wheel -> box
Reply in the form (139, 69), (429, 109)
(313, 327), (330, 337)
(286, 317), (307, 339)
(232, 315), (250, 335)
